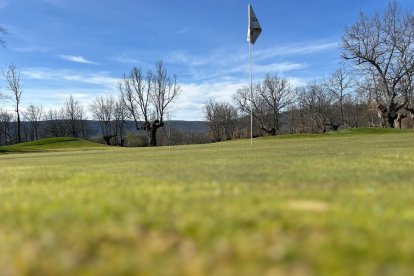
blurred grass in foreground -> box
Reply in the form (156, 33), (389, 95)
(0, 129), (414, 275)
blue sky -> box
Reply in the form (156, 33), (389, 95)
(0, 0), (413, 120)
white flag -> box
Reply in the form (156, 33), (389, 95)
(247, 4), (262, 45)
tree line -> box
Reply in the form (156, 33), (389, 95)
(203, 2), (414, 141)
(1, 21), (189, 147)
(203, 69), (376, 142)
(0, 61), (205, 147)
(2, 2), (413, 146)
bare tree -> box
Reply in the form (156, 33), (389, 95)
(161, 112), (173, 146)
(119, 61), (180, 146)
(118, 67), (150, 132)
(63, 95), (87, 138)
(234, 74), (293, 135)
(342, 2), (414, 128)
(323, 68), (354, 128)
(114, 97), (128, 146)
(3, 64), (22, 143)
(297, 83), (341, 132)
(286, 103), (306, 134)
(43, 108), (66, 137)
(203, 100), (238, 142)
(90, 95), (117, 145)
(24, 104), (43, 141)
(203, 100), (221, 141)
(0, 110), (13, 145)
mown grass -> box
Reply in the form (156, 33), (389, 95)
(0, 137), (106, 153)
(1, 129), (414, 275)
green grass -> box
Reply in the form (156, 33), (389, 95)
(0, 137), (106, 153)
(1, 128), (414, 275)
(273, 127), (412, 139)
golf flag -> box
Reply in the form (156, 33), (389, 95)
(247, 4), (262, 45)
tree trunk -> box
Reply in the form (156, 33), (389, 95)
(148, 128), (158, 147)
(395, 113), (407, 129)
(395, 119), (401, 129)
(386, 113), (396, 128)
(386, 116), (395, 128)
(17, 113), (21, 143)
(331, 124), (340, 131)
(261, 127), (276, 136)
(103, 136), (112, 145)
(145, 120), (164, 147)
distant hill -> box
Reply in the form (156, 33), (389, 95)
(163, 120), (209, 134)
(86, 120), (209, 137)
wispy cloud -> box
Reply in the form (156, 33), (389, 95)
(21, 68), (118, 88)
(19, 68), (312, 120)
(254, 41), (339, 61)
(59, 54), (96, 64)
(20, 68), (120, 114)
(226, 62), (307, 75)
(12, 46), (52, 53)
(255, 62), (308, 74)
(286, 77), (309, 88)
(27, 39), (336, 120)
(174, 75), (312, 120)
(107, 54), (148, 66)
(165, 40), (338, 68)
(166, 51), (209, 66)
(173, 81), (242, 120)
(162, 39), (337, 83)
(21, 87), (112, 116)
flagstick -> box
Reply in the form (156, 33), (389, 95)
(247, 3), (261, 146)
(249, 41), (253, 146)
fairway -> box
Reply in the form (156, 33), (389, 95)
(1, 129), (414, 275)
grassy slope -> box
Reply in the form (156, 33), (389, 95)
(0, 129), (414, 275)
(0, 137), (106, 153)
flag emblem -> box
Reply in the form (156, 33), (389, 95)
(247, 4), (262, 45)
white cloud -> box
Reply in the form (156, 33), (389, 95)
(166, 51), (210, 66)
(254, 41), (339, 61)
(226, 62), (307, 75)
(173, 81), (244, 120)
(161, 39), (337, 84)
(165, 40), (338, 69)
(18, 70), (313, 121)
(17, 38), (333, 121)
(21, 87), (110, 119)
(286, 77), (308, 88)
(21, 68), (119, 88)
(255, 62), (308, 74)
(59, 54), (96, 64)
(107, 54), (146, 65)
(21, 69), (53, 80)
(19, 68), (121, 117)
(173, 74), (314, 120)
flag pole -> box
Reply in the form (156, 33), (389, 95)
(249, 40), (253, 146)
(247, 3), (261, 146)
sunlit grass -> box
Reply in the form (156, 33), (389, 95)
(0, 137), (106, 153)
(1, 129), (414, 275)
